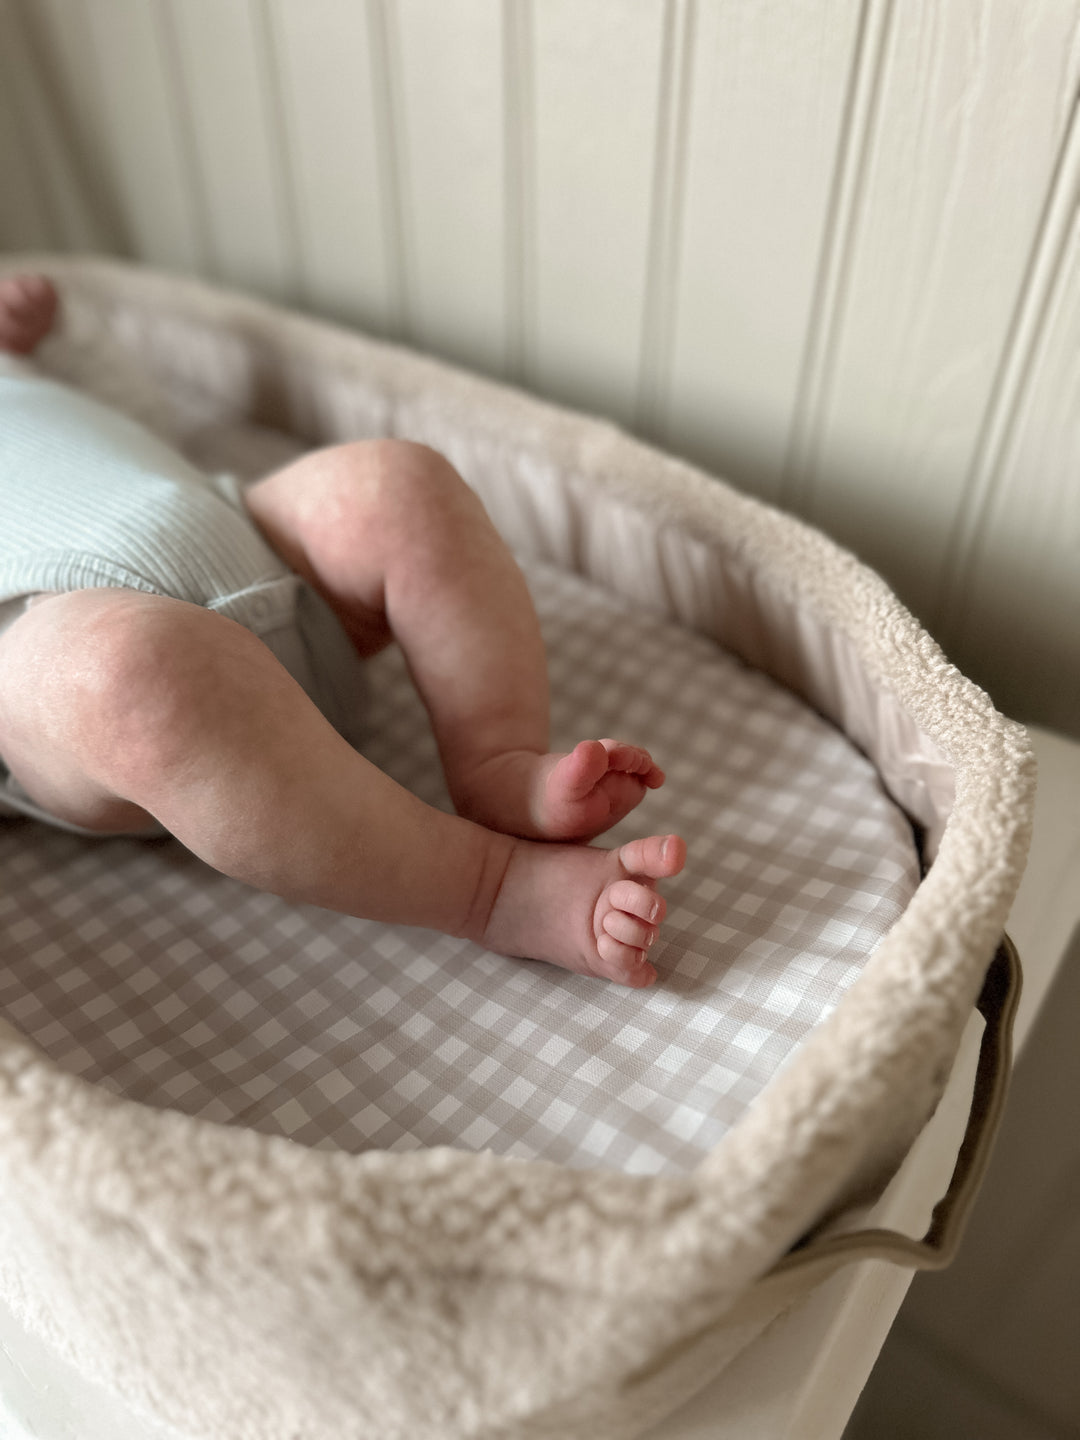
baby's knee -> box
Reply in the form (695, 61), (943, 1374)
(336, 438), (478, 526)
(355, 437), (457, 485)
(36, 590), (246, 787)
(246, 437), (489, 591)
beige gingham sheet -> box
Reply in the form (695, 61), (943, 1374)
(0, 553), (919, 1175)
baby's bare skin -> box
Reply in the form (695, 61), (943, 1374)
(0, 590), (682, 987)
(0, 275), (685, 987)
(0, 274), (57, 353)
(479, 832), (685, 988)
(457, 737), (665, 842)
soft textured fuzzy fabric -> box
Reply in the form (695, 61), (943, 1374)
(0, 255), (1035, 1440)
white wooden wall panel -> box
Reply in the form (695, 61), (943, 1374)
(0, 1), (105, 253)
(25, 0), (132, 252)
(1, 0), (1079, 736)
(269, 0), (392, 330)
(65, 0), (206, 273)
(528, 0), (667, 426)
(0, 111), (51, 253)
(166, 0), (298, 299)
(392, 0), (507, 374)
(662, 0), (862, 502)
(0, 2), (54, 252)
(799, 0), (1080, 613)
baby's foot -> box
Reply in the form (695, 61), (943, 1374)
(478, 832), (686, 988)
(534, 739), (665, 841)
(455, 739), (665, 841)
(0, 274), (58, 355)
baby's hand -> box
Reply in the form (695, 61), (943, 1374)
(0, 275), (58, 355)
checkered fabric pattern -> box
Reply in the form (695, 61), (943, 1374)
(0, 560), (919, 1175)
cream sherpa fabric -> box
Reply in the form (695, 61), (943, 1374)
(0, 256), (1035, 1440)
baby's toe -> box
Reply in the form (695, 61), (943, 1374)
(602, 909), (657, 950)
(562, 740), (611, 796)
(617, 834), (686, 881)
(600, 739), (654, 775)
(595, 932), (657, 988)
(607, 879), (664, 922)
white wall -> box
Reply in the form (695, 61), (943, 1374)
(1, 0), (1077, 736)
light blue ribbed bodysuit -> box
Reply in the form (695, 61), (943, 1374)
(0, 369), (365, 832)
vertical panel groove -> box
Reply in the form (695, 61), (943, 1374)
(502, 0), (535, 384)
(70, 0), (135, 255)
(156, 0), (217, 278)
(935, 83), (1080, 642)
(3, 0), (61, 245)
(254, 0), (305, 304)
(366, 0), (412, 340)
(635, 0), (695, 445)
(780, 0), (894, 513)
(69, 0), (122, 246)
(10, 0), (117, 251)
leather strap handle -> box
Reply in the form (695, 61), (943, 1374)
(767, 935), (1021, 1281)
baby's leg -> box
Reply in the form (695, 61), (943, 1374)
(244, 440), (666, 841)
(0, 589), (683, 985)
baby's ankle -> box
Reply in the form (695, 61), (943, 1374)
(455, 826), (521, 946)
(448, 748), (548, 838)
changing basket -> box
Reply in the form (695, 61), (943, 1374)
(0, 255), (1035, 1440)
